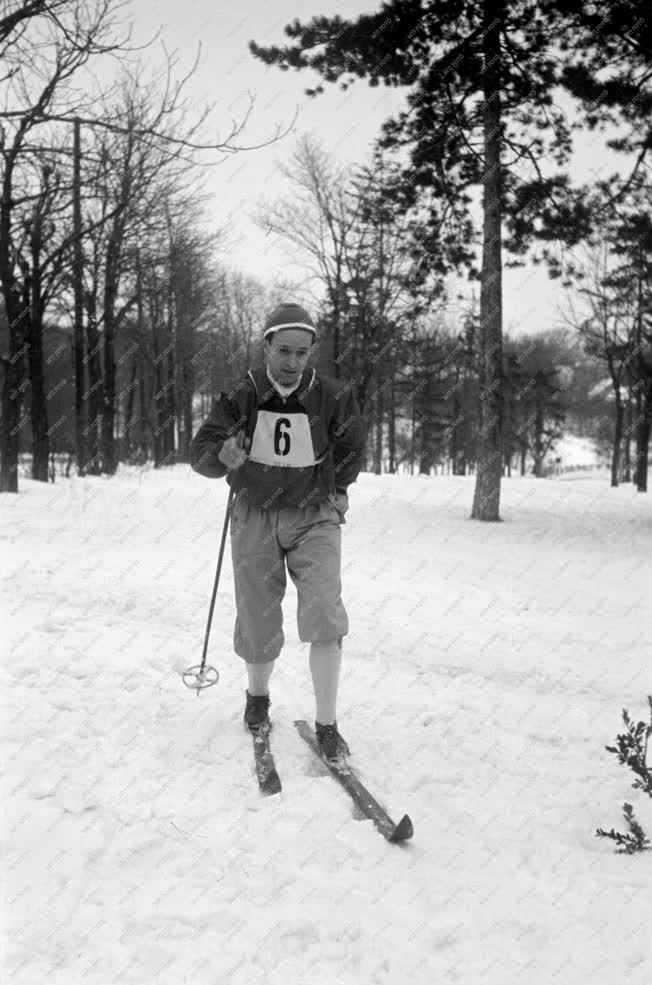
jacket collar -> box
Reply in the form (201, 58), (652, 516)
(248, 366), (317, 406)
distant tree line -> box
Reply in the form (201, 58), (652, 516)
(1, 0), (650, 500)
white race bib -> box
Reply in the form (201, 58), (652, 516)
(248, 410), (318, 468)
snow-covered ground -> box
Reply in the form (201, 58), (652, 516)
(2, 466), (651, 985)
(551, 432), (604, 468)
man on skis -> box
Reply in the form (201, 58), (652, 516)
(190, 302), (365, 762)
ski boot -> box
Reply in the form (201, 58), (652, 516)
(244, 690), (271, 733)
(315, 720), (350, 763)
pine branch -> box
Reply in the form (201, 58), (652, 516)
(596, 803), (650, 854)
(605, 701), (652, 797)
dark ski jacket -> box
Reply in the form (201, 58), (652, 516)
(190, 366), (365, 509)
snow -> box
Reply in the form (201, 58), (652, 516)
(2, 466), (651, 985)
(551, 432), (603, 468)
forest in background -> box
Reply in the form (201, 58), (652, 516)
(1, 1), (650, 503)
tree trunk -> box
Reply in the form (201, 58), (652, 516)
(138, 360), (150, 462)
(410, 399), (416, 475)
(178, 365), (193, 464)
(451, 372), (465, 475)
(419, 446), (432, 474)
(633, 259), (648, 493)
(622, 389), (632, 482)
(129, 253), (146, 463)
(636, 378), (650, 493)
(101, 233), (120, 475)
(373, 381), (383, 474)
(388, 375), (396, 473)
(164, 302), (176, 465)
(611, 390), (623, 488)
(331, 281), (344, 379)
(0, 147), (27, 493)
(84, 289), (103, 474)
(27, 225), (48, 481)
(175, 279), (192, 465)
(502, 389), (513, 478)
(471, 0), (504, 521)
(533, 399), (544, 477)
(123, 361), (137, 462)
(462, 317), (475, 475)
(150, 287), (167, 467)
(633, 374), (643, 488)
(72, 119), (87, 476)
(29, 311), (50, 482)
(0, 330), (26, 493)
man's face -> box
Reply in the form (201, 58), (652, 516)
(264, 328), (314, 386)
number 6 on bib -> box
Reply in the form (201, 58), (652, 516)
(274, 417), (291, 456)
(249, 410), (322, 468)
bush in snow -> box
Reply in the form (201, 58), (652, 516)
(595, 698), (652, 854)
(596, 803), (649, 855)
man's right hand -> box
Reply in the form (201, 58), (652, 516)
(218, 432), (249, 470)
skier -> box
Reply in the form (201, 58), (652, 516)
(190, 302), (365, 762)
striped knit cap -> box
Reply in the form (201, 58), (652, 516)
(263, 302), (316, 341)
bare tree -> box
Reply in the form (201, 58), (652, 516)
(254, 134), (363, 376)
(560, 244), (638, 487)
(1, 4), (292, 489)
(17, 153), (72, 480)
(0, 1), (98, 51)
(0, 0), (124, 491)
(256, 136), (440, 471)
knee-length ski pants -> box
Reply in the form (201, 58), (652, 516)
(229, 494), (349, 664)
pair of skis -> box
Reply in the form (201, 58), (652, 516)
(250, 720), (413, 844)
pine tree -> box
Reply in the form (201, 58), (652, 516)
(249, 1), (600, 518)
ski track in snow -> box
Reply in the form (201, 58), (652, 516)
(2, 466), (651, 985)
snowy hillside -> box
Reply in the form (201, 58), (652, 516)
(2, 467), (651, 985)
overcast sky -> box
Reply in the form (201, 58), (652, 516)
(123, 0), (627, 339)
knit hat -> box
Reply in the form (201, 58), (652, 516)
(263, 302), (316, 341)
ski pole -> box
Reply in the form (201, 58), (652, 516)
(183, 480), (236, 695)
